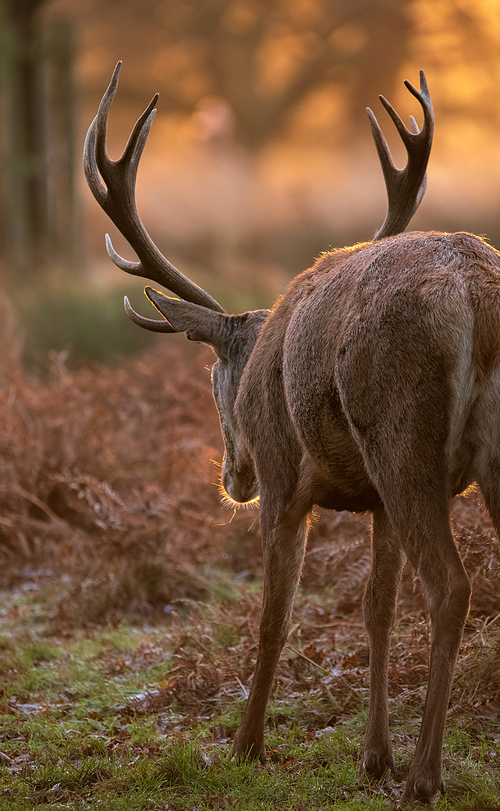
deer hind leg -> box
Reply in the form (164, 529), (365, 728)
(361, 462), (470, 801)
(232, 500), (310, 762)
(364, 483), (470, 801)
(477, 476), (500, 534)
(363, 507), (405, 779)
(473, 438), (500, 541)
(336, 321), (471, 801)
(361, 460), (470, 800)
(399, 515), (471, 803)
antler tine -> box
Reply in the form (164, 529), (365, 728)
(94, 61), (121, 178)
(83, 62), (226, 316)
(124, 296), (177, 333)
(368, 70), (434, 242)
(83, 62), (124, 206)
(83, 118), (107, 207)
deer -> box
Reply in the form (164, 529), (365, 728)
(84, 63), (500, 803)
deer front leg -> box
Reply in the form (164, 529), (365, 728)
(232, 502), (309, 762)
(363, 508), (405, 779)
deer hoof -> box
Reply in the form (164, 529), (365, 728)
(232, 745), (266, 764)
(401, 775), (445, 804)
(363, 751), (396, 780)
(232, 730), (266, 764)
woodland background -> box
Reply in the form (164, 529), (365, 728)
(2, 0), (500, 331)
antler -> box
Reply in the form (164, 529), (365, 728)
(367, 71), (434, 241)
(83, 61), (226, 333)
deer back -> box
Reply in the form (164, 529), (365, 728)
(236, 230), (500, 512)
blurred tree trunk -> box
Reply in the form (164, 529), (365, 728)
(43, 19), (78, 271)
(205, 0), (414, 151)
(0, 0), (78, 278)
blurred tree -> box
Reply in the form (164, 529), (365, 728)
(411, 0), (500, 139)
(70, 0), (414, 152)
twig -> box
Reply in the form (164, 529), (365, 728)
(8, 484), (66, 525)
(294, 618), (366, 629)
(235, 676), (249, 699)
(467, 612), (500, 645)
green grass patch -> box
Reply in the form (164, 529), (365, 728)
(0, 584), (496, 809)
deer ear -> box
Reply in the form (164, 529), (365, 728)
(145, 287), (231, 359)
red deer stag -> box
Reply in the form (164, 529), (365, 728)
(85, 64), (497, 803)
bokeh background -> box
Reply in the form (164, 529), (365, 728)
(2, 0), (500, 367)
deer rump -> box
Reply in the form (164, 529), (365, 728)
(239, 229), (500, 516)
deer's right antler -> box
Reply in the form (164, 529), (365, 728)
(83, 61), (226, 333)
(368, 71), (434, 241)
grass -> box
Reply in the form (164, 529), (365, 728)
(8, 274), (159, 373)
(0, 584), (497, 810)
